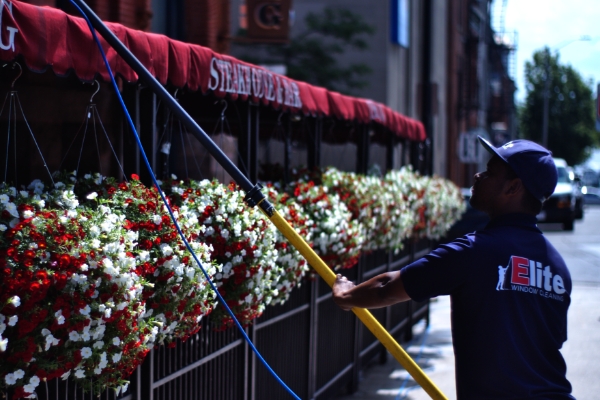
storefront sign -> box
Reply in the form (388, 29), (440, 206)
(246, 0), (292, 43)
(0, 0), (18, 52)
(208, 57), (302, 109)
(458, 130), (485, 163)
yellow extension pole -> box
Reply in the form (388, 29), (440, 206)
(68, 2), (445, 397)
(267, 208), (448, 400)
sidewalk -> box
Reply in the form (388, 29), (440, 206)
(335, 296), (456, 400)
(335, 282), (600, 400)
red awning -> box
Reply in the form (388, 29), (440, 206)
(0, 1), (426, 141)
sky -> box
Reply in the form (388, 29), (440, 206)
(496, 0), (600, 104)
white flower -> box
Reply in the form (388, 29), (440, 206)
(93, 340), (105, 349)
(86, 192), (98, 200)
(81, 347), (93, 359)
(112, 352), (122, 363)
(0, 194), (9, 204)
(152, 214), (162, 225)
(22, 210), (34, 219)
(4, 202), (18, 218)
(8, 315), (18, 326)
(74, 369), (86, 379)
(160, 244), (173, 256)
(8, 296), (20, 307)
(61, 370), (71, 380)
(112, 337), (121, 346)
(89, 225), (100, 237)
(4, 373), (17, 385)
(5, 369), (24, 385)
(44, 333), (59, 350)
(0, 224), (6, 231)
(28, 375), (40, 387)
(0, 337), (7, 352)
(72, 273), (88, 285)
(79, 305), (91, 316)
(69, 331), (81, 341)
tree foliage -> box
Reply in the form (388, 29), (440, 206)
(238, 7), (375, 94)
(520, 48), (599, 165)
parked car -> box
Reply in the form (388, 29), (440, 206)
(568, 167), (585, 220)
(579, 168), (600, 205)
(582, 185), (600, 205)
(536, 158), (582, 230)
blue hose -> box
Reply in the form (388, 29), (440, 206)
(68, 2), (301, 398)
(395, 324), (431, 400)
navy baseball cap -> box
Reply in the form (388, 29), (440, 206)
(478, 136), (558, 202)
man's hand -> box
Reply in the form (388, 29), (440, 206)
(332, 274), (356, 311)
(332, 271), (411, 311)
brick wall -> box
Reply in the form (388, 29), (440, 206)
(19, 0), (152, 31)
(18, 0), (229, 51)
(185, 0), (230, 53)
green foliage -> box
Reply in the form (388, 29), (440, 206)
(520, 48), (599, 165)
(239, 7), (375, 94)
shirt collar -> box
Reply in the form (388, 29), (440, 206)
(485, 213), (539, 230)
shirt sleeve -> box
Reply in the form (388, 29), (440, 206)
(400, 235), (476, 302)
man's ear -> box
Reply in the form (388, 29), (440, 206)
(504, 178), (525, 197)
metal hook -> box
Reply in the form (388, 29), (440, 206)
(10, 62), (22, 88)
(277, 112), (284, 125)
(173, 88), (180, 100)
(215, 99), (228, 119)
(90, 80), (100, 103)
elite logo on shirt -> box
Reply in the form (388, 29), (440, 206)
(496, 255), (567, 301)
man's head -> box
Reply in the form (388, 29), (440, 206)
(470, 137), (558, 217)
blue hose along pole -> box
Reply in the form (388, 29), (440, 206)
(69, 1), (447, 399)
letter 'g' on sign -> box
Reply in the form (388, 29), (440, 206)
(511, 256), (529, 285)
(246, 0), (291, 43)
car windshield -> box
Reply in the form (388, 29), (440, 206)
(557, 167), (570, 183)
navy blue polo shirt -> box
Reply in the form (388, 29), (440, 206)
(401, 213), (574, 399)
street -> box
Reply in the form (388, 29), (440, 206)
(336, 205), (600, 400)
(542, 205), (600, 400)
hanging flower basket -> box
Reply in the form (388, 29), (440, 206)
(165, 178), (280, 330)
(285, 176), (364, 271)
(263, 183), (312, 304)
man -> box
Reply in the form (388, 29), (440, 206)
(333, 136), (574, 399)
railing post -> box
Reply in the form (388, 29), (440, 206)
(250, 104), (260, 182)
(137, 89), (157, 184)
(307, 279), (319, 399)
(381, 251), (393, 364)
(284, 114), (291, 183)
(307, 116), (322, 170)
(239, 102), (252, 179)
(137, 348), (154, 400)
(386, 128), (395, 173)
(351, 256), (366, 392)
(356, 125), (370, 175)
(247, 326), (254, 400)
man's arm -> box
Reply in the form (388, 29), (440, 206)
(332, 271), (412, 311)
